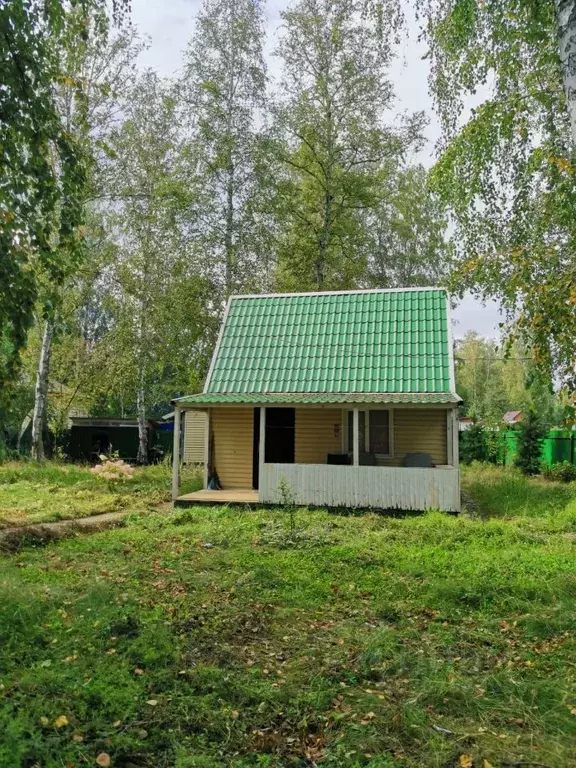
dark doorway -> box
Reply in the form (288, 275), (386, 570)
(265, 408), (295, 464)
(252, 408), (260, 489)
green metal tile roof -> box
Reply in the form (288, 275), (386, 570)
(176, 392), (461, 407)
(201, 288), (455, 397)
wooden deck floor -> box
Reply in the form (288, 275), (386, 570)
(175, 488), (259, 506)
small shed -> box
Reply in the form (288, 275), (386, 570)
(171, 288), (462, 512)
(67, 418), (158, 462)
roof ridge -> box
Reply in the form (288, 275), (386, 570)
(230, 287), (447, 301)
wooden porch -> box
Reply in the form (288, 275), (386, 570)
(174, 488), (259, 507)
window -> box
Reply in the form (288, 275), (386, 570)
(368, 410), (390, 455)
(346, 410), (391, 457)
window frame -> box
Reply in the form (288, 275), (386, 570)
(343, 407), (394, 459)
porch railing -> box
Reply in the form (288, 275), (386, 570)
(260, 463), (460, 512)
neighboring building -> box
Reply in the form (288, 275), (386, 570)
(67, 418), (161, 462)
(171, 288), (462, 512)
(503, 410), (523, 425)
(459, 417), (474, 431)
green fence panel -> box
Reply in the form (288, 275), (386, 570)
(499, 429), (574, 467)
(542, 430), (572, 465)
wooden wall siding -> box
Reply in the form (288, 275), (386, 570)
(211, 407), (254, 489)
(260, 464), (460, 512)
(342, 408), (449, 467)
(393, 409), (447, 466)
(295, 408), (342, 464)
(184, 411), (207, 464)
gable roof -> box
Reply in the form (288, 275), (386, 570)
(177, 288), (459, 406)
(503, 410), (523, 423)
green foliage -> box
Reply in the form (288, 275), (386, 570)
(0, 1), (128, 387)
(181, 0), (269, 297)
(366, 165), (452, 288)
(515, 410), (547, 475)
(1, 464), (576, 765)
(459, 424), (486, 463)
(273, 0), (427, 290)
(542, 460), (576, 483)
(421, 0), (576, 385)
(278, 475), (297, 537)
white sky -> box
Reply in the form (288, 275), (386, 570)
(130, 0), (503, 339)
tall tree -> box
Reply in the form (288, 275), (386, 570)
(182, 0), (268, 297)
(29, 14), (142, 459)
(455, 331), (559, 425)
(0, 0), (128, 389)
(273, 0), (425, 291)
(365, 165), (452, 288)
(420, 0), (576, 386)
(101, 72), (212, 463)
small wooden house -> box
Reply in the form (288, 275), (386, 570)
(172, 288), (461, 512)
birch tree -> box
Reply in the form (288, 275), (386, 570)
(182, 0), (268, 297)
(0, 0), (128, 389)
(29, 13), (142, 459)
(273, 0), (424, 291)
(102, 72), (211, 463)
(556, 1), (576, 145)
(420, 0), (576, 386)
(365, 166), (451, 289)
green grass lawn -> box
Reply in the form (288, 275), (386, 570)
(0, 461), (202, 528)
(0, 463), (575, 767)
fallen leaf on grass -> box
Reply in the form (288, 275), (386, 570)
(146, 699), (158, 706)
(55, 715), (69, 728)
(133, 668), (144, 676)
(483, 761), (494, 768)
(40, 717), (49, 726)
(570, 707), (576, 715)
(459, 756), (472, 768)
(96, 753), (111, 767)
(72, 733), (84, 743)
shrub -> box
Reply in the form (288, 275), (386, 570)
(91, 458), (135, 491)
(515, 410), (547, 475)
(542, 461), (576, 483)
(460, 424), (486, 463)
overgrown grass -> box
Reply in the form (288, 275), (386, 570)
(0, 460), (202, 527)
(0, 464), (575, 766)
(462, 462), (576, 524)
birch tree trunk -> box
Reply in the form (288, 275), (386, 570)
(556, 0), (576, 146)
(31, 317), (55, 461)
(136, 308), (148, 465)
(225, 168), (235, 296)
(136, 372), (148, 464)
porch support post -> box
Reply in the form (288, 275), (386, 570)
(203, 409), (210, 490)
(172, 406), (181, 501)
(452, 407), (459, 467)
(446, 409), (454, 466)
(259, 407), (266, 499)
(353, 408), (359, 466)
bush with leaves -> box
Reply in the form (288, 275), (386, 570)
(90, 458), (135, 491)
(459, 424), (487, 464)
(515, 411), (547, 476)
(542, 461), (576, 484)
